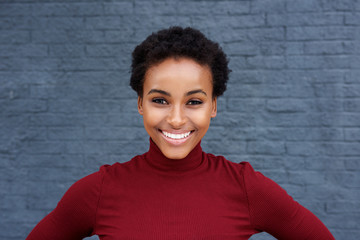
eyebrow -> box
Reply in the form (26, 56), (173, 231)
(147, 89), (207, 97)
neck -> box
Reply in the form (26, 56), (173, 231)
(144, 138), (203, 172)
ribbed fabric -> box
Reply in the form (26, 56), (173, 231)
(27, 139), (335, 240)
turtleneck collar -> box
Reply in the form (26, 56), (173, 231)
(144, 138), (204, 172)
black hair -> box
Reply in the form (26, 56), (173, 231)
(130, 26), (230, 98)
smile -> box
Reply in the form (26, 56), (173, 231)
(161, 130), (192, 140)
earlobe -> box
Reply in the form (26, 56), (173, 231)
(211, 97), (217, 118)
(137, 96), (143, 115)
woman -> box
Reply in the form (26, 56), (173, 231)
(27, 27), (335, 239)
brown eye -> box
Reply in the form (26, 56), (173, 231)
(152, 98), (168, 105)
(187, 100), (203, 105)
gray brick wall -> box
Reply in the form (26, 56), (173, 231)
(0, 0), (359, 239)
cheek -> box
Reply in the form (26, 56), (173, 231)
(143, 107), (165, 126)
(188, 110), (212, 129)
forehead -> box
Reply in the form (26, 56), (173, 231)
(144, 57), (213, 92)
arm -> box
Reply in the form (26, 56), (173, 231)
(26, 170), (103, 240)
(241, 162), (335, 240)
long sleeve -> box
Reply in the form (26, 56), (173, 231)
(26, 169), (103, 240)
(241, 162), (335, 240)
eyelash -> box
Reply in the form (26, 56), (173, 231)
(152, 98), (168, 105)
(151, 98), (203, 105)
(187, 100), (203, 105)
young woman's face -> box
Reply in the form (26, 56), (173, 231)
(138, 57), (217, 159)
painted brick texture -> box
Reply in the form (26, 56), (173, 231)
(0, 1), (359, 239)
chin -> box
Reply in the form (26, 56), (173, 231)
(162, 149), (190, 160)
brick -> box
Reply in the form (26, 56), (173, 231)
(211, 112), (256, 127)
(226, 83), (260, 97)
(0, 82), (30, 99)
(86, 43), (133, 57)
(101, 85), (136, 99)
(49, 44), (85, 57)
(203, 126), (230, 141)
(288, 171), (326, 185)
(344, 128), (360, 141)
(266, 99), (312, 113)
(31, 85), (102, 100)
(251, 0), (286, 13)
(0, 57), (59, 71)
(346, 70), (360, 83)
(210, 1), (250, 15)
(33, 30), (104, 43)
(228, 98), (265, 112)
(0, 16), (37, 30)
(227, 70), (264, 84)
(104, 29), (135, 43)
(0, 195), (27, 210)
(259, 42), (286, 55)
(345, 13), (360, 25)
(304, 156), (345, 170)
(259, 127), (343, 141)
(247, 141), (285, 155)
(0, 30), (30, 43)
(326, 172), (360, 188)
(32, 3), (103, 16)
(86, 16), (131, 30)
(26, 167), (84, 181)
(344, 100), (360, 112)
(287, 142), (360, 156)
(82, 99), (137, 113)
(284, 70), (346, 84)
(104, 113), (144, 127)
(47, 127), (84, 140)
(287, 56), (351, 69)
(85, 127), (147, 141)
(83, 140), (148, 155)
(45, 17), (84, 29)
(0, 99), (47, 113)
(57, 57), (127, 71)
(263, 83), (315, 98)
(224, 42), (259, 56)
(260, 169), (288, 183)
(17, 154), (82, 168)
(246, 56), (286, 69)
(0, 221), (32, 237)
(215, 15), (266, 28)
(322, 0), (357, 11)
(202, 139), (247, 155)
(268, 13), (343, 27)
(228, 56), (247, 70)
(0, 44), (47, 57)
(220, 27), (285, 43)
(287, 26), (356, 41)
(304, 41), (355, 55)
(286, 0), (322, 12)
(0, 3), (32, 16)
(345, 158), (360, 170)
(104, 2), (133, 15)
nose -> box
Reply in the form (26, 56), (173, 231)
(167, 105), (186, 128)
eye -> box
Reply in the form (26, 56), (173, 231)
(187, 100), (203, 105)
(152, 98), (168, 105)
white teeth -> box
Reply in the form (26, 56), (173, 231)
(162, 131), (191, 139)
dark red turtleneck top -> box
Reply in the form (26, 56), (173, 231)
(27, 140), (334, 240)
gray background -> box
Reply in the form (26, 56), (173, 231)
(1, 0), (359, 239)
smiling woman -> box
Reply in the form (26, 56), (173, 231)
(139, 57), (216, 159)
(26, 27), (335, 240)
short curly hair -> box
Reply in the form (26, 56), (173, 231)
(130, 26), (230, 98)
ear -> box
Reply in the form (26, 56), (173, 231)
(211, 97), (217, 118)
(137, 96), (143, 115)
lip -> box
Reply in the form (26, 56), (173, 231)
(159, 129), (194, 145)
